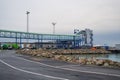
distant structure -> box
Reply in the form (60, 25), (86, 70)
(26, 11), (30, 43)
(0, 29), (93, 49)
(0, 29), (81, 49)
(74, 28), (93, 47)
(115, 44), (120, 50)
(52, 22), (56, 34)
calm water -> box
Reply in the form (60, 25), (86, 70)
(73, 53), (120, 62)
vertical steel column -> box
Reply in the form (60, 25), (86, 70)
(20, 33), (22, 49)
(38, 39), (39, 48)
(15, 33), (17, 48)
(41, 35), (43, 48)
(73, 36), (75, 48)
(38, 35), (39, 49)
(80, 39), (81, 47)
(81, 34), (84, 46)
(57, 35), (60, 48)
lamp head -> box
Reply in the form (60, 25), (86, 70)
(52, 22), (56, 26)
(26, 11), (30, 14)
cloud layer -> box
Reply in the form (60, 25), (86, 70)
(0, 0), (120, 46)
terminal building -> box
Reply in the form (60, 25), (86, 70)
(74, 28), (93, 47)
(0, 29), (93, 49)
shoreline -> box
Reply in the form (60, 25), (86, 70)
(16, 49), (120, 68)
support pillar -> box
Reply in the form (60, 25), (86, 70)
(40, 35), (43, 48)
(38, 39), (39, 49)
(20, 37), (22, 49)
(73, 36), (75, 48)
(15, 33), (17, 49)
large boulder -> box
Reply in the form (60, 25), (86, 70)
(79, 58), (87, 64)
(115, 62), (120, 67)
(66, 56), (73, 62)
(96, 59), (104, 66)
(54, 55), (62, 60)
(103, 62), (109, 67)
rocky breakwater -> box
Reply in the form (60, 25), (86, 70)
(16, 49), (54, 58)
(54, 56), (120, 68)
(16, 49), (120, 68)
(53, 49), (111, 55)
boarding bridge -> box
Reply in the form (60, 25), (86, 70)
(0, 29), (83, 48)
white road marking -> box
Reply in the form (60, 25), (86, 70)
(15, 56), (58, 68)
(15, 56), (120, 77)
(0, 59), (69, 80)
(56, 65), (79, 67)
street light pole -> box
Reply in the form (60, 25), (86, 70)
(26, 11), (30, 34)
(52, 22), (56, 34)
(26, 11), (30, 44)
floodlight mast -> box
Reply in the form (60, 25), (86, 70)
(52, 22), (56, 34)
(26, 11), (30, 43)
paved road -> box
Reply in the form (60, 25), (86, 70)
(0, 50), (120, 80)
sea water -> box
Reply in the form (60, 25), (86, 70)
(73, 53), (120, 62)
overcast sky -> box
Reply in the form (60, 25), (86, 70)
(0, 0), (120, 46)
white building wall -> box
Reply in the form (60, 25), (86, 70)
(74, 28), (93, 47)
(115, 44), (120, 50)
(85, 29), (93, 46)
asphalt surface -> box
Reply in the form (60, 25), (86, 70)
(0, 50), (120, 80)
